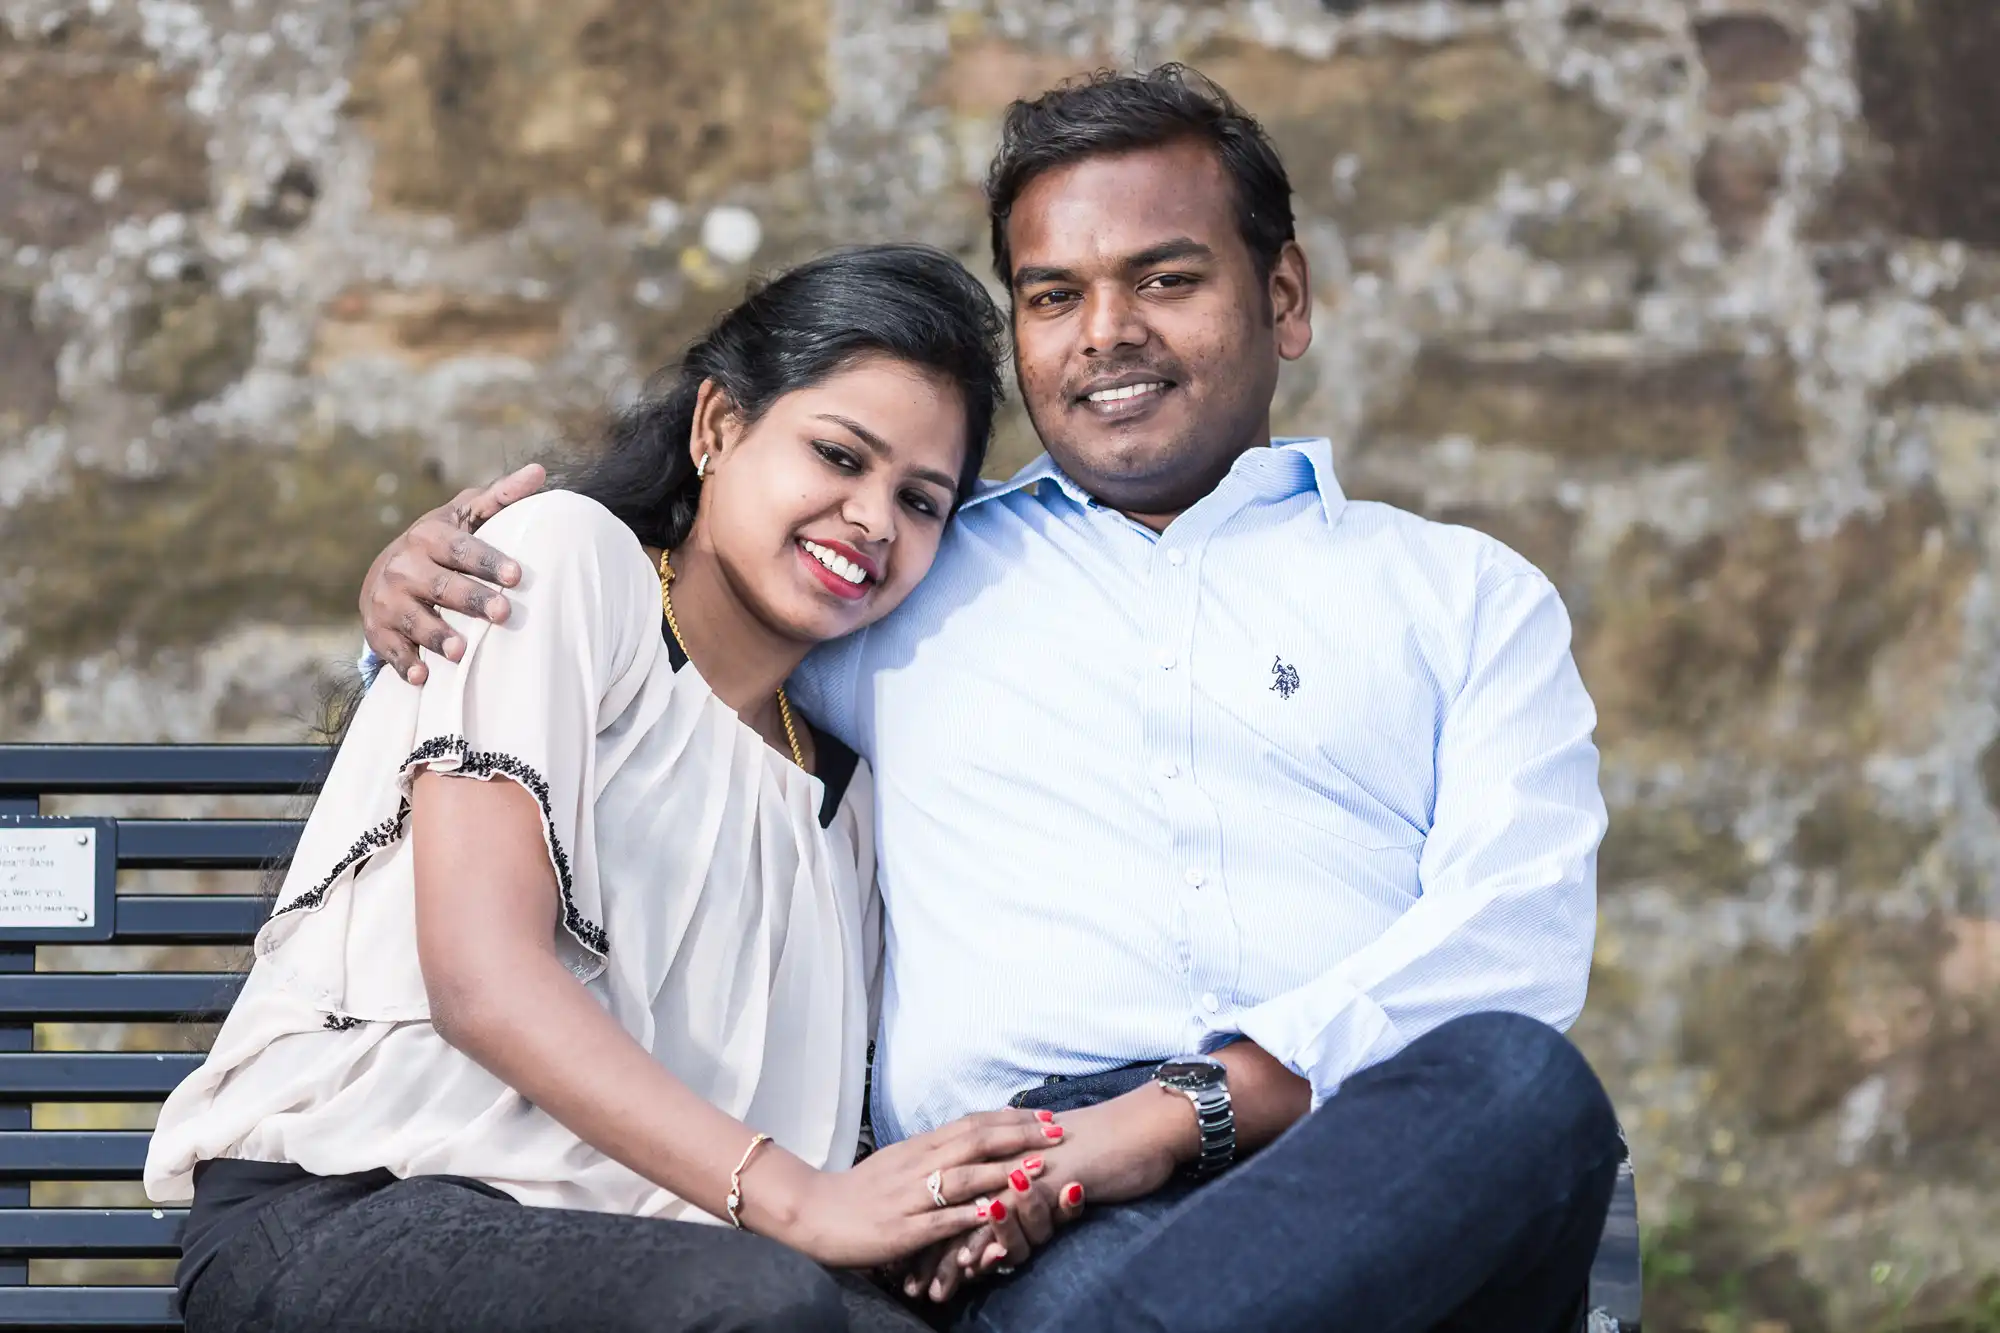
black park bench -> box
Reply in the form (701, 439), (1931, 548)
(0, 743), (1642, 1331)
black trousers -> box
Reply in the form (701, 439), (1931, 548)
(182, 1168), (929, 1333)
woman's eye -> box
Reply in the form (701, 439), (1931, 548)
(813, 441), (861, 472)
(901, 491), (941, 519)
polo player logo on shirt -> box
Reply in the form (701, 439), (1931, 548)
(1271, 657), (1301, 700)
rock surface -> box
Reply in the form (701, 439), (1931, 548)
(4, 0), (1999, 1325)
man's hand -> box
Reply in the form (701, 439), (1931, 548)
(906, 1043), (1309, 1303)
(361, 464), (547, 684)
(1028, 1089), (1195, 1204)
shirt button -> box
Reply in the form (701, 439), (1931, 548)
(1184, 867), (1205, 887)
(1167, 549), (1186, 567)
(1201, 992), (1221, 1014)
(1155, 650), (1176, 671)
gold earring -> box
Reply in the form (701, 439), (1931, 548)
(696, 453), (710, 480)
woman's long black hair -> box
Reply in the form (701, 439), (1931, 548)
(258, 246), (1008, 922)
(559, 243), (1008, 550)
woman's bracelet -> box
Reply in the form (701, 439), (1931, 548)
(725, 1132), (773, 1230)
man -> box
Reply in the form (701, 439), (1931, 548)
(356, 67), (1619, 1332)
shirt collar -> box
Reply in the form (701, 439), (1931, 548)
(966, 437), (1346, 526)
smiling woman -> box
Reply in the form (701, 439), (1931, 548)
(142, 245), (1047, 1333)
(566, 247), (1001, 656)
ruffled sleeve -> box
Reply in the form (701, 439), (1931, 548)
(256, 491), (657, 1014)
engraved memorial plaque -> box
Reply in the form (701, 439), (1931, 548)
(0, 818), (116, 941)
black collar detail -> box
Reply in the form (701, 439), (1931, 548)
(660, 615), (856, 828)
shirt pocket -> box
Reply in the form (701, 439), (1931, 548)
(1250, 739), (1427, 852)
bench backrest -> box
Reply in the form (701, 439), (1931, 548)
(0, 744), (329, 1330)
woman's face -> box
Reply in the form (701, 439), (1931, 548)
(694, 353), (970, 644)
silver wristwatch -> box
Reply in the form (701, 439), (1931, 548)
(1153, 1055), (1235, 1178)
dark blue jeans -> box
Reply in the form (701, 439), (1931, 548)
(954, 1012), (1620, 1333)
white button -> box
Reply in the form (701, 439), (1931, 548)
(1159, 760), (1179, 780)
(1184, 867), (1205, 887)
(1167, 549), (1185, 567)
(1201, 992), (1220, 1013)
(1155, 650), (1176, 671)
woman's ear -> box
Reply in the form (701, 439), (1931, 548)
(688, 379), (743, 474)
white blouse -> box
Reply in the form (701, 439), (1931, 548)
(145, 491), (881, 1223)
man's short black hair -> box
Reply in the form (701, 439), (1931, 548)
(985, 64), (1296, 289)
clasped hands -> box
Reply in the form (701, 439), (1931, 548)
(759, 1091), (1199, 1307)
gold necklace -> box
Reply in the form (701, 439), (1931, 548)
(658, 550), (806, 771)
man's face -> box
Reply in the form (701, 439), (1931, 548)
(1004, 139), (1311, 523)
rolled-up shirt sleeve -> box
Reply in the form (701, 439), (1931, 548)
(1232, 570), (1605, 1107)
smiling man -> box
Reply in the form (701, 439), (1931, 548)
(355, 68), (1619, 1333)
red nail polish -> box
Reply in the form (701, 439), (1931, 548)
(987, 1200), (1008, 1222)
(1022, 1157), (1044, 1172)
(1035, 1110), (1055, 1123)
(1063, 1183), (1084, 1207)
(1009, 1169), (1031, 1192)
(1043, 1125), (1064, 1139)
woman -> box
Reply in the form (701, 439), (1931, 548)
(145, 246), (1072, 1332)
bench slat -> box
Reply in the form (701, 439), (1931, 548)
(0, 1055), (202, 1100)
(0, 1285), (177, 1329)
(0, 1133), (151, 1181)
(116, 822), (302, 872)
(0, 1209), (183, 1257)
(0, 745), (330, 797)
(111, 898), (264, 945)
(0, 977), (240, 1024)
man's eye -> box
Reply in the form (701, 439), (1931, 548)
(1145, 273), (1194, 290)
(1028, 290), (1075, 309)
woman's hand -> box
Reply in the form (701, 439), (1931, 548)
(766, 1110), (1068, 1269)
(905, 1149), (1088, 1304)
(909, 1089), (1197, 1301)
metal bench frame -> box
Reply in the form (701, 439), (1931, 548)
(0, 744), (1642, 1331)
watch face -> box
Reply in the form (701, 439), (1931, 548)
(1156, 1056), (1226, 1090)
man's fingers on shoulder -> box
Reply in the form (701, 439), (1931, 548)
(372, 637), (414, 681)
(492, 462), (547, 504)
(466, 463), (546, 522)
(395, 607), (462, 662)
(441, 532), (522, 589)
(426, 569), (506, 622)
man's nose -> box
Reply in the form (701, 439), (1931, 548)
(1079, 287), (1147, 357)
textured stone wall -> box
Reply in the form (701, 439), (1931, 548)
(3, 0), (1998, 1325)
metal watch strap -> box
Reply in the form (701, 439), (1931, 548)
(1167, 1081), (1236, 1177)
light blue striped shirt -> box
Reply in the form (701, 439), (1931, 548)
(792, 437), (1605, 1144)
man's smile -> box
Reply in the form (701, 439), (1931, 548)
(1075, 371), (1178, 423)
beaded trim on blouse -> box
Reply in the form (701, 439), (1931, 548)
(268, 738), (609, 961)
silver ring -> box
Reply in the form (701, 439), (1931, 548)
(996, 1266), (1016, 1276)
(926, 1169), (948, 1209)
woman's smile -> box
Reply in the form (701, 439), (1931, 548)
(797, 536), (878, 602)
